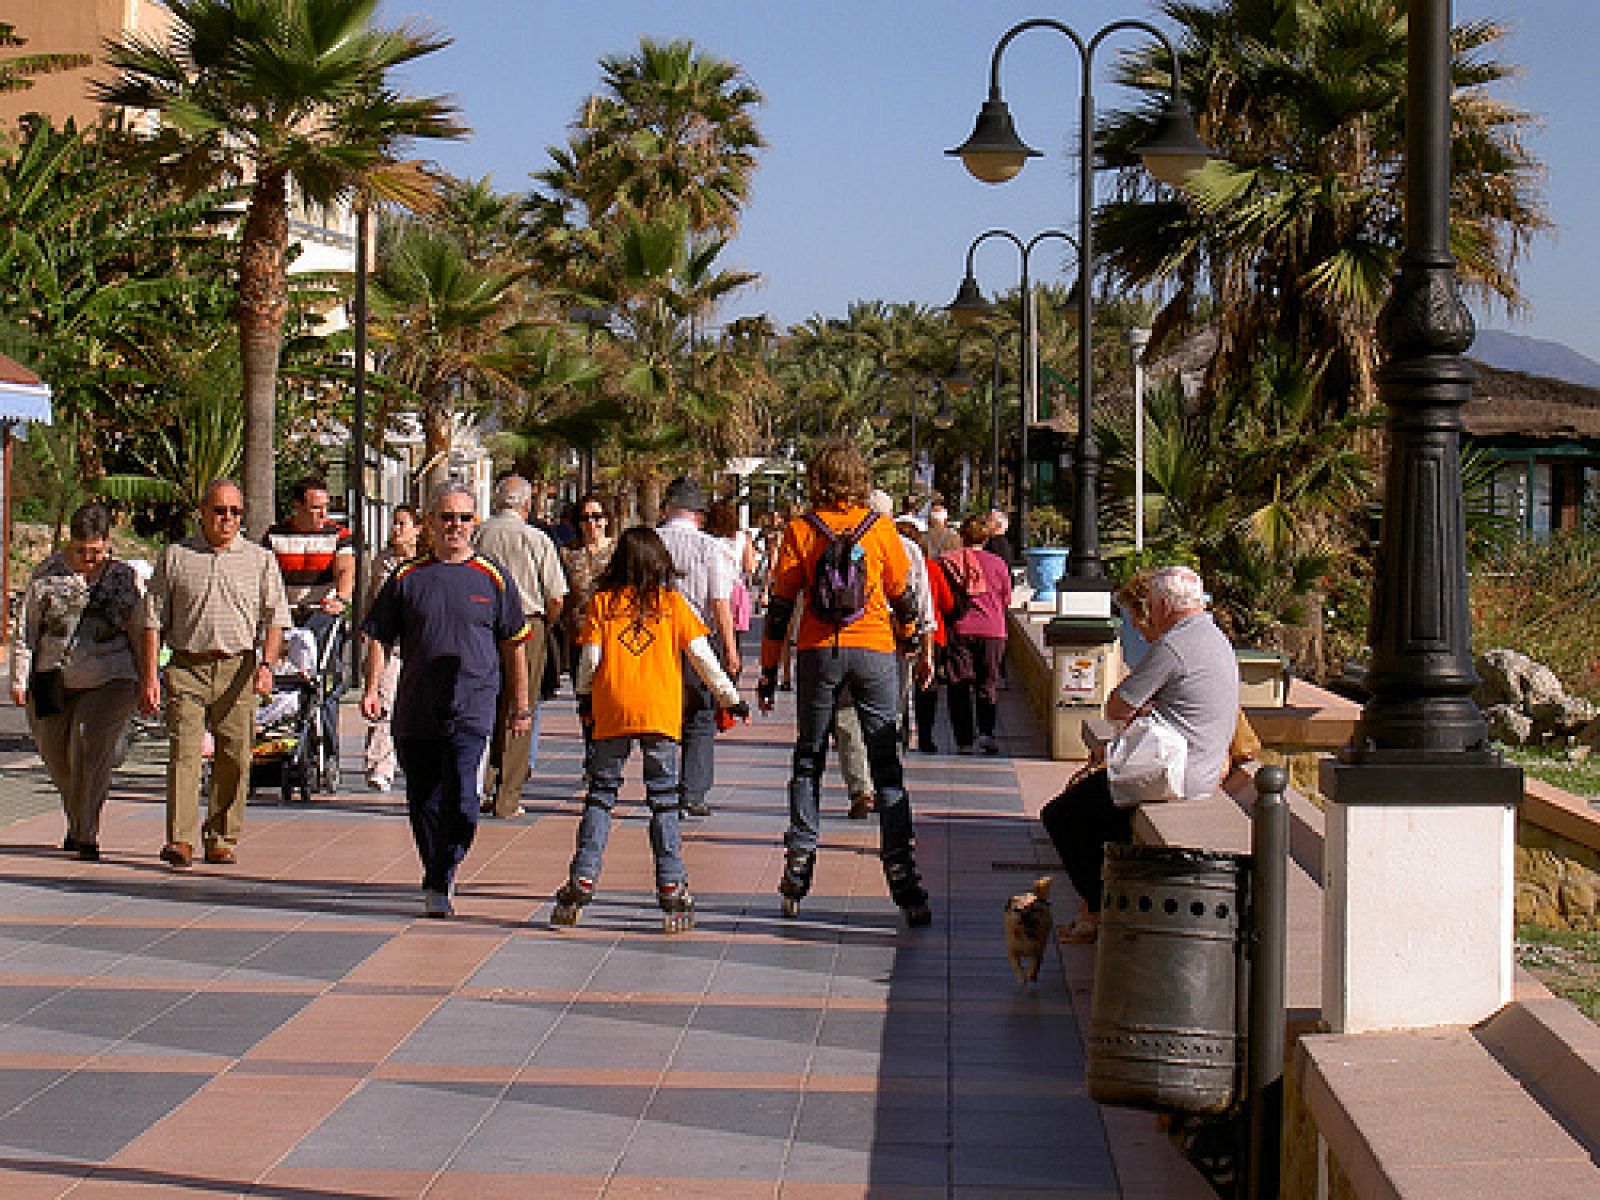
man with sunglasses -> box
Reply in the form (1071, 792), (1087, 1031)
(136, 479), (291, 870)
(361, 483), (534, 918)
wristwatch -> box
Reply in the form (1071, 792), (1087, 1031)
(510, 708), (533, 721)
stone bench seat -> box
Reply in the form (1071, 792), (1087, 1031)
(1298, 1012), (1600, 1199)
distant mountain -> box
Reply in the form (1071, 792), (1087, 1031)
(1469, 329), (1600, 390)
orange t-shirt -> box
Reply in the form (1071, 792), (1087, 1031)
(581, 587), (708, 741)
(769, 506), (911, 655)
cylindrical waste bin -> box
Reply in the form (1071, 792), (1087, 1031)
(1086, 844), (1249, 1115)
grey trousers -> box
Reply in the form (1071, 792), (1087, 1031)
(29, 679), (139, 845)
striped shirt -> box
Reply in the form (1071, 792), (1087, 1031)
(264, 519), (353, 614)
(135, 534), (291, 657)
(655, 516), (734, 626)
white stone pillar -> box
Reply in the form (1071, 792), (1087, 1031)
(1321, 764), (1520, 1033)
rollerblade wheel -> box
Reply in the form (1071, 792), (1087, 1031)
(550, 900), (583, 927)
(662, 908), (694, 934)
(781, 896), (800, 919)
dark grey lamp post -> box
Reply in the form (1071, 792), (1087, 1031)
(1349, 0), (1506, 767)
(947, 227), (1077, 549)
(566, 304), (613, 495)
(943, 326), (1005, 510)
(950, 16), (1210, 581)
(872, 379), (950, 501)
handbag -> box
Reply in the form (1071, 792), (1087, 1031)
(29, 668), (68, 719)
(1106, 711), (1188, 807)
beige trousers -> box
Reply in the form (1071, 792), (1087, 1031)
(486, 625), (547, 817)
(164, 652), (256, 849)
(28, 679), (139, 845)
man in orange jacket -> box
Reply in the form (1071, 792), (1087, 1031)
(757, 441), (935, 925)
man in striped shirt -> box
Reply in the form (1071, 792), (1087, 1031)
(264, 477), (354, 772)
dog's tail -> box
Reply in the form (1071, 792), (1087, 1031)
(1032, 876), (1052, 902)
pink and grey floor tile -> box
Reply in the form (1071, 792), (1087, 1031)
(0, 678), (1210, 1197)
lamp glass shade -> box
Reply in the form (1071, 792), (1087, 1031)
(944, 362), (975, 396)
(932, 399), (956, 431)
(947, 98), (1040, 185)
(1059, 277), (1082, 325)
(947, 274), (992, 329)
(1137, 98), (1212, 187)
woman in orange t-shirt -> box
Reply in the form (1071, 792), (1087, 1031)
(550, 527), (746, 933)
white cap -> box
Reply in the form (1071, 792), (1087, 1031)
(867, 489), (895, 516)
(895, 513), (927, 533)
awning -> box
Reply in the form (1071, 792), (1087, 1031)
(0, 351), (52, 423)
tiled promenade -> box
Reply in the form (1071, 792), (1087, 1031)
(0, 669), (1210, 1198)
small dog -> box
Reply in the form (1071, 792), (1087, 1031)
(1004, 876), (1054, 985)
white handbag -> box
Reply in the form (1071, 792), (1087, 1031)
(1106, 711), (1188, 807)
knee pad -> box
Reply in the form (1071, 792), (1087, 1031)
(583, 792), (617, 812)
(646, 789), (679, 814)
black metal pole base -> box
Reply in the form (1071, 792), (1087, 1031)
(1325, 755), (1523, 807)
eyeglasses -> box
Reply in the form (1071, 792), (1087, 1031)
(210, 506), (243, 517)
(578, 513), (606, 522)
(435, 512), (475, 525)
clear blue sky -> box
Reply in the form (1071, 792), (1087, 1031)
(384, 1), (1600, 362)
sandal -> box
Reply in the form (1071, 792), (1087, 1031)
(1056, 915), (1100, 945)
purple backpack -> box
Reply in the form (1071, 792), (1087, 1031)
(804, 510), (878, 639)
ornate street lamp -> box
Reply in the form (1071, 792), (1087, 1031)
(1122, 326), (1151, 551)
(950, 17), (1210, 580)
(947, 227), (1077, 548)
(943, 326), (1005, 511)
(1321, 0), (1522, 1067)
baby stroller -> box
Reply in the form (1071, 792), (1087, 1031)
(245, 619), (347, 803)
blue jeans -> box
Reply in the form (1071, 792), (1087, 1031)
(571, 734), (686, 888)
(678, 654), (718, 809)
(787, 646), (914, 862)
(397, 729), (486, 893)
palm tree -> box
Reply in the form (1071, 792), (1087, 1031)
(366, 220), (528, 498)
(1096, 0), (1546, 419)
(540, 36), (765, 236)
(95, 0), (464, 534)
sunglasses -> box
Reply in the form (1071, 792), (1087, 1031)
(578, 513), (606, 522)
(210, 506), (243, 517)
(435, 512), (475, 525)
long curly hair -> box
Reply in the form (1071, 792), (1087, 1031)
(594, 526), (680, 623)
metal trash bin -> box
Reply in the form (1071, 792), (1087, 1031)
(1086, 844), (1249, 1115)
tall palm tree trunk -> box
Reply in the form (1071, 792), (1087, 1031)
(238, 169), (290, 537)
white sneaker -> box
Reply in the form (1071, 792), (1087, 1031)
(368, 776), (392, 793)
(422, 888), (454, 918)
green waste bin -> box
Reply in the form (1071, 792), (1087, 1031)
(1085, 844), (1249, 1115)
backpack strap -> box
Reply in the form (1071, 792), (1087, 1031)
(803, 510), (836, 544)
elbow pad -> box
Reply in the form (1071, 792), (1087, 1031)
(763, 595), (796, 644)
(888, 587), (918, 628)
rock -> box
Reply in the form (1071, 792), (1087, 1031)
(1476, 648), (1566, 711)
(1578, 716), (1600, 751)
(1530, 694), (1598, 736)
(1485, 703), (1534, 746)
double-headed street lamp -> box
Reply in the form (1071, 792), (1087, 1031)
(942, 327), (1005, 512)
(948, 227), (1076, 551)
(950, 17), (1210, 581)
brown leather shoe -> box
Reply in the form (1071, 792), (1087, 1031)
(203, 844), (237, 865)
(159, 841), (193, 869)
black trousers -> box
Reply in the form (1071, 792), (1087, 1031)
(1039, 769), (1132, 914)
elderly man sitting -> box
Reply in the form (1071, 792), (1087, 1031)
(1040, 565), (1238, 942)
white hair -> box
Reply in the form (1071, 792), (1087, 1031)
(428, 480), (477, 515)
(1149, 565), (1207, 612)
(867, 489), (894, 516)
(492, 475), (533, 511)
